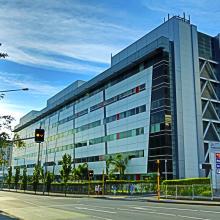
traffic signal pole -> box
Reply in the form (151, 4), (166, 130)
(35, 128), (45, 166)
(102, 169), (105, 195)
(88, 177), (90, 196)
(37, 142), (41, 166)
(156, 159), (160, 200)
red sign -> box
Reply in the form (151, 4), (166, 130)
(216, 153), (220, 159)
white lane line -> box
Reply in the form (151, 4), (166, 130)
(147, 211), (176, 217)
(200, 210), (220, 214)
(117, 207), (210, 220)
(132, 205), (220, 214)
(0, 197), (18, 201)
(132, 206), (198, 212)
(177, 215), (210, 220)
(79, 204), (116, 210)
(133, 207), (155, 211)
(75, 207), (117, 214)
(90, 215), (113, 220)
(117, 208), (176, 216)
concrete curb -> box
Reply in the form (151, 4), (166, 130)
(0, 210), (20, 220)
(145, 198), (220, 206)
(89, 195), (220, 206)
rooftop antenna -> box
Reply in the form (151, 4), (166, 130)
(188, 15), (191, 23)
(183, 12), (185, 21)
(168, 13), (170, 20)
(164, 17), (165, 23)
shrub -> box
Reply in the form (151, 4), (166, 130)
(199, 190), (212, 197)
(162, 178), (210, 185)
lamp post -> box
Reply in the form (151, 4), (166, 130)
(0, 88), (29, 99)
(0, 88), (29, 93)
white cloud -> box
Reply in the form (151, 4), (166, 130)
(141, 0), (220, 36)
(0, 0), (142, 73)
(0, 71), (63, 96)
(0, 101), (30, 130)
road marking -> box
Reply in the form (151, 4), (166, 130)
(199, 210), (220, 214)
(79, 204), (116, 210)
(0, 196), (18, 201)
(177, 215), (210, 220)
(75, 207), (117, 214)
(132, 205), (220, 214)
(147, 211), (176, 217)
(90, 215), (113, 220)
(117, 208), (134, 212)
(117, 207), (211, 220)
(133, 207), (155, 211)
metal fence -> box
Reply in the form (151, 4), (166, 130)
(1, 182), (215, 200)
(1, 182), (157, 195)
(161, 184), (213, 200)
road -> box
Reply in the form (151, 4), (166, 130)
(0, 191), (219, 220)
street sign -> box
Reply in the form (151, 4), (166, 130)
(201, 163), (212, 170)
(216, 153), (220, 174)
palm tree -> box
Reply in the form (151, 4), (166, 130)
(106, 154), (128, 180)
(72, 163), (88, 181)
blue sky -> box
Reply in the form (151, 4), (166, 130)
(0, 0), (220, 126)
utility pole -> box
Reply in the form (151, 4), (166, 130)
(37, 143), (41, 166)
(156, 159), (160, 200)
(165, 159), (167, 180)
(102, 169), (105, 195)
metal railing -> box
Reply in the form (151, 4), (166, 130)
(161, 184), (213, 200)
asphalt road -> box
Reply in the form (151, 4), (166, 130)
(0, 191), (219, 220)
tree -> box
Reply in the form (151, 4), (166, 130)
(32, 164), (43, 194)
(14, 166), (20, 191)
(0, 43), (8, 59)
(72, 163), (88, 181)
(0, 116), (14, 148)
(45, 171), (54, 194)
(106, 154), (128, 180)
(0, 149), (7, 167)
(21, 167), (28, 192)
(60, 153), (72, 196)
(72, 167), (80, 181)
(13, 133), (26, 148)
(7, 166), (12, 190)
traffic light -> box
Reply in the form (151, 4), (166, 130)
(35, 129), (45, 143)
(88, 170), (94, 179)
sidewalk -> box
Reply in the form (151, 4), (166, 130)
(1, 189), (220, 206)
(91, 194), (220, 206)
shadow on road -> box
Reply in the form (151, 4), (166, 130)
(0, 212), (20, 220)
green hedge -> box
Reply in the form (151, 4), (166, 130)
(49, 179), (155, 185)
(162, 177), (210, 185)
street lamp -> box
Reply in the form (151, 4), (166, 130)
(0, 88), (29, 93)
(0, 88), (29, 100)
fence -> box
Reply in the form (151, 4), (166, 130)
(1, 181), (157, 195)
(161, 184), (213, 200)
(1, 182), (214, 200)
